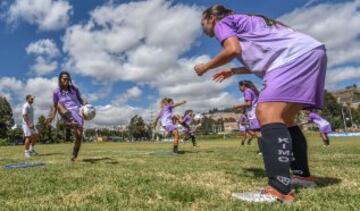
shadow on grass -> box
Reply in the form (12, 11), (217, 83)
(37, 153), (64, 157)
(242, 167), (266, 178)
(177, 150), (200, 154)
(82, 157), (118, 164)
(313, 176), (342, 188)
(202, 150), (215, 153)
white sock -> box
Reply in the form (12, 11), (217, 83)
(29, 144), (33, 151)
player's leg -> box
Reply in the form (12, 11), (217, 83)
(320, 132), (330, 146)
(172, 129), (180, 153)
(56, 103), (78, 128)
(23, 125), (32, 157)
(71, 127), (83, 161)
(256, 102), (299, 195)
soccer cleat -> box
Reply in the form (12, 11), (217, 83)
(232, 186), (295, 204)
(70, 156), (80, 162)
(24, 151), (32, 158)
(291, 175), (317, 188)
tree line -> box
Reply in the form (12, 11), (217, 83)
(1, 90), (360, 145)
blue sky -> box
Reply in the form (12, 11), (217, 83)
(0, 0), (359, 127)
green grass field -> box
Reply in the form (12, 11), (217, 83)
(0, 136), (360, 210)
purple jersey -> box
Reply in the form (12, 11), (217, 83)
(53, 86), (82, 111)
(158, 105), (174, 127)
(182, 114), (192, 126)
(238, 114), (248, 131)
(53, 86), (84, 127)
(214, 14), (323, 77)
(243, 88), (258, 119)
(243, 88), (260, 130)
(238, 114), (248, 126)
(308, 112), (331, 133)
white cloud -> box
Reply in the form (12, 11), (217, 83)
(26, 39), (60, 75)
(7, 0), (72, 31)
(279, 0), (360, 67)
(326, 66), (360, 86)
(113, 86), (143, 105)
(30, 56), (58, 76)
(62, 0), (237, 120)
(0, 77), (58, 125)
(279, 0), (360, 88)
(63, 0), (201, 81)
(26, 39), (60, 58)
(91, 104), (147, 127)
(0, 77), (24, 102)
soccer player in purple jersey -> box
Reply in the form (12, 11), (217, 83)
(194, 4), (327, 203)
(154, 98), (186, 153)
(301, 110), (332, 146)
(45, 71), (85, 162)
(179, 110), (197, 147)
(233, 80), (262, 151)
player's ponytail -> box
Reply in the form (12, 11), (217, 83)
(202, 4), (233, 20)
(239, 80), (259, 97)
(246, 14), (288, 27)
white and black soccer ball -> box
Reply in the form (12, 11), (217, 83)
(81, 104), (96, 121)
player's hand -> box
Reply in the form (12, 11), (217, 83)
(194, 63), (208, 76)
(213, 69), (233, 83)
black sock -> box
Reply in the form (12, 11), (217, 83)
(261, 123), (292, 195)
(289, 126), (310, 177)
(323, 139), (330, 145)
(191, 136), (197, 146)
(72, 147), (80, 157)
(173, 145), (178, 153)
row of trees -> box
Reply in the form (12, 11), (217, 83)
(1, 90), (360, 144)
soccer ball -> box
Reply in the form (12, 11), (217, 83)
(194, 113), (204, 121)
(81, 104), (96, 121)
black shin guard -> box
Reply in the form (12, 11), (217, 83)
(323, 138), (330, 146)
(261, 123), (292, 195)
(289, 126), (310, 177)
(173, 145), (178, 153)
(191, 136), (197, 146)
(72, 147), (80, 158)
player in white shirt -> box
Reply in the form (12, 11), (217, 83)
(22, 94), (39, 157)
